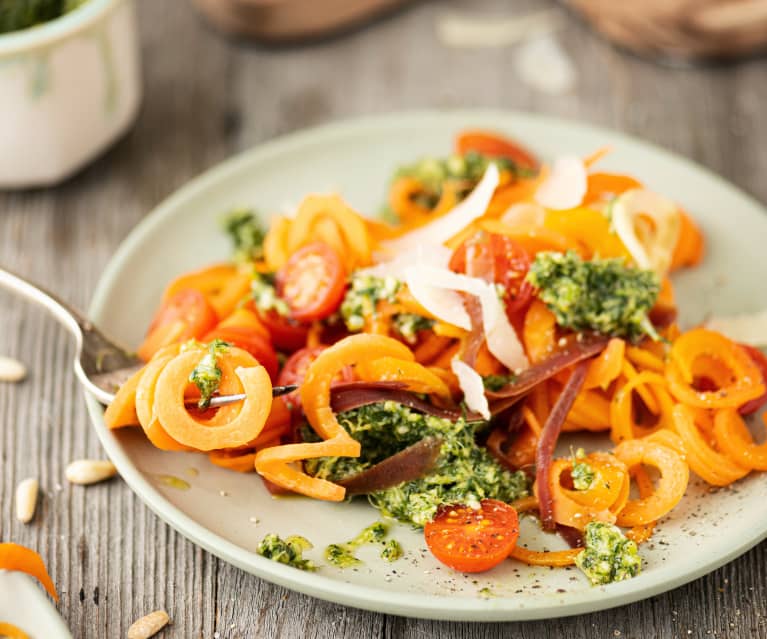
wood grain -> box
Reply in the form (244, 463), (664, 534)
(1, 0), (766, 636)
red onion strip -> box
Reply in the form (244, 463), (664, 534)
(535, 360), (589, 532)
(330, 382), (465, 420)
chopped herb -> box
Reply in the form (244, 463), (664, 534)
(188, 339), (230, 409)
(340, 274), (401, 331)
(570, 448), (595, 491)
(252, 272), (290, 316)
(478, 586), (496, 599)
(482, 373), (517, 392)
(380, 539), (403, 562)
(257, 533), (317, 571)
(222, 208), (265, 263)
(575, 522), (641, 585)
(392, 313), (434, 344)
(324, 543), (361, 568)
(324, 521), (394, 568)
(304, 402), (529, 527)
(526, 250), (660, 341)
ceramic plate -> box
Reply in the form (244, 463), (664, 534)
(86, 110), (767, 621)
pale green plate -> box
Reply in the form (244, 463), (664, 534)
(85, 111), (767, 621)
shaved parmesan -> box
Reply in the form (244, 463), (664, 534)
(384, 163), (500, 254)
(360, 243), (452, 280)
(404, 265), (529, 372)
(451, 359), (490, 420)
(706, 310), (767, 347)
(611, 188), (680, 276)
(535, 155), (587, 210)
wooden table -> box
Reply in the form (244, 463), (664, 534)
(2, 0), (766, 636)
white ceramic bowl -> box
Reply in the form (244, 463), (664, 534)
(0, 0), (141, 188)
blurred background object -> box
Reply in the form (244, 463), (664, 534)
(192, 0), (412, 43)
(564, 0), (767, 63)
(0, 0), (140, 188)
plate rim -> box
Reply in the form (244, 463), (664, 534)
(85, 108), (767, 621)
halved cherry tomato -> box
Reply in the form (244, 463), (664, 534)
(738, 344), (767, 415)
(138, 289), (218, 361)
(277, 242), (346, 322)
(256, 309), (310, 352)
(450, 232), (534, 322)
(424, 499), (520, 573)
(455, 130), (538, 170)
(203, 326), (279, 382)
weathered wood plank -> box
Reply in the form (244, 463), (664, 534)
(1, 0), (766, 636)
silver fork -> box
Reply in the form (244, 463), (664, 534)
(0, 266), (295, 407)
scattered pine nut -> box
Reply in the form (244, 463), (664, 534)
(0, 356), (27, 382)
(127, 610), (170, 639)
(65, 459), (117, 485)
(15, 478), (39, 523)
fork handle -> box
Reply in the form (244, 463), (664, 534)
(0, 265), (86, 342)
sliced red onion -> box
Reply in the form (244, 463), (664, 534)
(330, 381), (465, 420)
(460, 293), (484, 368)
(485, 334), (608, 400)
(557, 525), (584, 549)
(535, 359), (589, 531)
(338, 436), (443, 495)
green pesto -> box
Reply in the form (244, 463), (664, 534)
(324, 521), (391, 568)
(304, 402), (529, 528)
(575, 522), (641, 585)
(526, 250), (660, 341)
(0, 0), (87, 34)
(252, 272), (290, 317)
(380, 539), (403, 562)
(257, 534), (317, 571)
(478, 586), (496, 599)
(570, 448), (595, 491)
(221, 208), (265, 263)
(482, 373), (518, 392)
(392, 313), (434, 344)
(188, 339), (230, 409)
(393, 151), (530, 213)
(340, 274), (400, 331)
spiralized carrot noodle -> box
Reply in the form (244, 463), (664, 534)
(509, 546), (581, 567)
(672, 404), (749, 486)
(153, 346), (272, 451)
(714, 408), (767, 471)
(0, 543), (57, 600)
(263, 215), (291, 271)
(103, 364), (143, 429)
(0, 622), (31, 639)
(163, 263), (252, 319)
(610, 371), (675, 444)
(583, 338), (625, 390)
(541, 452), (629, 530)
(625, 465), (657, 544)
(256, 335), (414, 501)
(620, 360), (660, 414)
(665, 328), (765, 409)
(563, 387), (612, 432)
(510, 495), (540, 513)
(625, 344), (665, 373)
(208, 448), (258, 473)
(523, 300), (557, 364)
(356, 357), (452, 398)
(613, 438), (689, 527)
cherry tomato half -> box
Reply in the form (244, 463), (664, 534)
(256, 309), (310, 352)
(277, 346), (354, 410)
(203, 326), (279, 382)
(455, 130), (538, 171)
(738, 344), (767, 416)
(424, 499), (520, 573)
(138, 289), (218, 361)
(278, 242), (346, 323)
(450, 232), (534, 322)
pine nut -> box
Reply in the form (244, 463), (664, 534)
(15, 478), (39, 523)
(0, 356), (27, 382)
(127, 610), (170, 639)
(65, 459), (117, 485)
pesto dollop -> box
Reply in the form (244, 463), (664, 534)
(257, 533), (316, 571)
(222, 208), (265, 263)
(305, 402), (529, 527)
(526, 250), (660, 341)
(1, 0), (87, 34)
(252, 272), (289, 316)
(570, 448), (596, 491)
(575, 522), (641, 585)
(324, 521), (401, 568)
(188, 339), (230, 409)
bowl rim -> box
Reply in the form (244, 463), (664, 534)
(0, 0), (127, 57)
